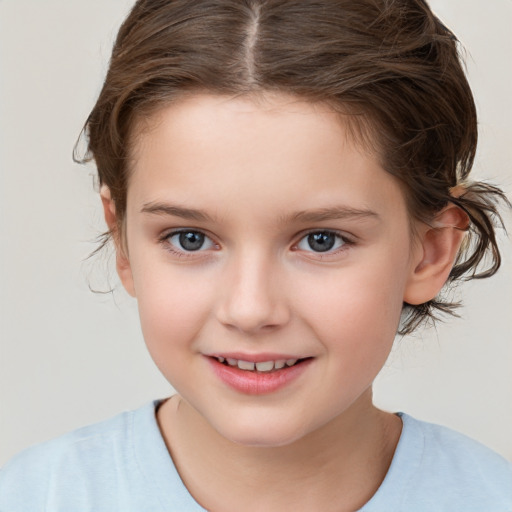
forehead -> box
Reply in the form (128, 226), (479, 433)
(126, 93), (407, 226)
(131, 92), (377, 162)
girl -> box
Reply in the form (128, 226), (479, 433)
(1, 0), (511, 510)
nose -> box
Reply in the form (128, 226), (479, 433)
(215, 249), (291, 334)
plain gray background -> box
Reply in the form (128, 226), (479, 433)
(1, 0), (511, 465)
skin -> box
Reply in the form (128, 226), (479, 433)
(102, 92), (467, 511)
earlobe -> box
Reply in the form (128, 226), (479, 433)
(100, 185), (136, 297)
(404, 204), (469, 305)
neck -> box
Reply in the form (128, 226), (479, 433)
(157, 390), (401, 512)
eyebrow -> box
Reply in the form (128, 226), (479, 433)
(141, 202), (215, 222)
(285, 206), (380, 224)
(141, 202), (379, 224)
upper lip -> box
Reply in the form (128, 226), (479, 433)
(204, 352), (309, 363)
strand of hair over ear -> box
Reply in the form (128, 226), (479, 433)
(400, 180), (510, 335)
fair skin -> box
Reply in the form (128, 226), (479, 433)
(102, 93), (467, 512)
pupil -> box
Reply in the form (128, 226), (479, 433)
(308, 232), (335, 252)
(179, 232), (204, 251)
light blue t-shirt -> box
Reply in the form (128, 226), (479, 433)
(1, 400), (511, 511)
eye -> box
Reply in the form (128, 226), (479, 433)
(296, 231), (347, 253)
(165, 230), (215, 252)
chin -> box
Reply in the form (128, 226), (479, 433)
(213, 416), (312, 448)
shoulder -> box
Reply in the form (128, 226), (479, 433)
(363, 414), (512, 512)
(391, 414), (511, 511)
(406, 414), (512, 485)
(0, 402), (155, 511)
(0, 399), (206, 511)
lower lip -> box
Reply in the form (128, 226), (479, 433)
(206, 357), (312, 395)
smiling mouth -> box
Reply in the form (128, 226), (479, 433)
(212, 356), (310, 373)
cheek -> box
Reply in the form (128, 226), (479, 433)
(294, 253), (408, 355)
(131, 258), (214, 356)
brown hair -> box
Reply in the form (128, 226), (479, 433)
(76, 0), (509, 334)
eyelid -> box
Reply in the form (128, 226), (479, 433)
(159, 228), (219, 255)
(292, 229), (355, 255)
(295, 228), (354, 244)
(157, 227), (355, 259)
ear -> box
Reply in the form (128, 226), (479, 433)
(100, 185), (136, 297)
(404, 204), (469, 305)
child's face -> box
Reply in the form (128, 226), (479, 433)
(118, 93), (422, 446)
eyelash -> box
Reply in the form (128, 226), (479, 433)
(159, 229), (218, 258)
(293, 230), (354, 257)
(159, 229), (354, 258)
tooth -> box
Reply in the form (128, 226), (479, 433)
(237, 360), (255, 371)
(286, 359), (298, 367)
(217, 357), (225, 363)
(274, 360), (286, 369)
(227, 358), (237, 366)
(256, 361), (274, 372)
